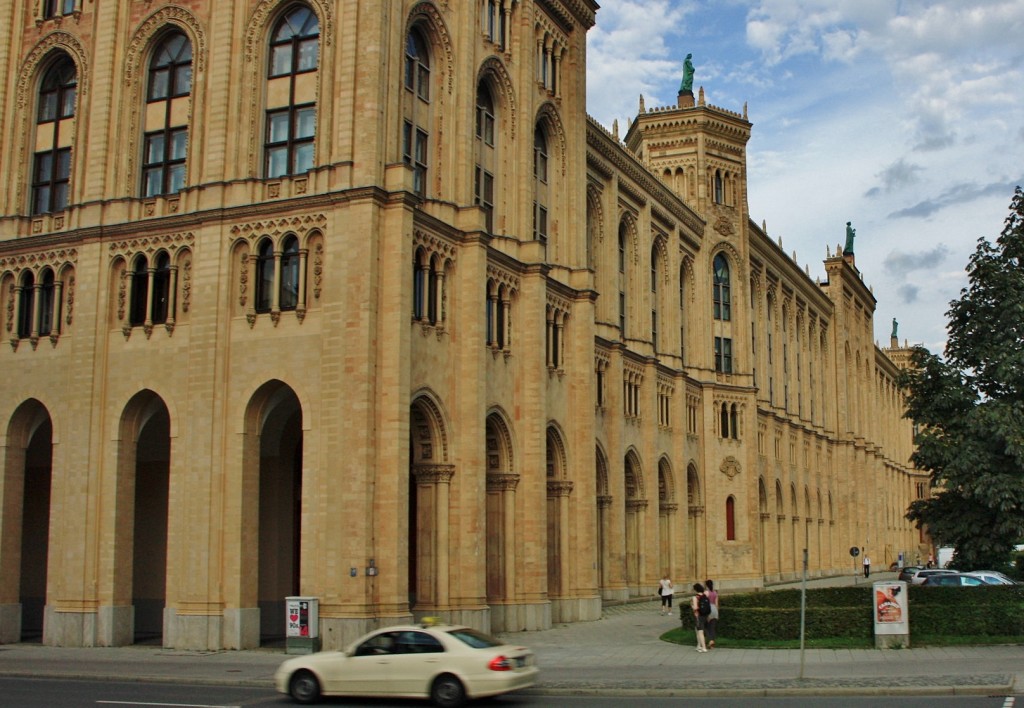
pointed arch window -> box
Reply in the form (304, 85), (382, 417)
(17, 272), (35, 339)
(144, 32), (192, 197)
(265, 5), (319, 178)
(713, 253), (731, 321)
(533, 126), (549, 241)
(280, 236), (300, 310)
(403, 28), (430, 197)
(129, 257), (149, 326)
(618, 224), (627, 335)
(254, 239), (275, 314)
(650, 245), (658, 350)
(474, 82), (496, 232)
(726, 496), (736, 540)
(151, 252), (171, 324)
(33, 56), (76, 215)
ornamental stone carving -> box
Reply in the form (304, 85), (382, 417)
(720, 456), (741, 479)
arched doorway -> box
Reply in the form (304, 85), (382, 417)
(657, 457), (675, 579)
(0, 400), (53, 643)
(685, 463), (701, 581)
(545, 426), (572, 605)
(485, 411), (517, 627)
(408, 395), (452, 615)
(252, 383), (302, 645)
(595, 445), (610, 597)
(130, 396), (170, 643)
(624, 450), (645, 595)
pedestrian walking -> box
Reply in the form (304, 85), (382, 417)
(690, 583), (709, 653)
(704, 579), (719, 649)
(658, 572), (674, 615)
(863, 554), (871, 578)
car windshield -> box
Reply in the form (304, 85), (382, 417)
(447, 627), (502, 649)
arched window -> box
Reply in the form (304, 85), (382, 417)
(266, 5), (319, 178)
(129, 257), (149, 326)
(413, 248), (426, 320)
(143, 32), (192, 197)
(720, 403), (729, 439)
(714, 169), (724, 204)
(713, 253), (730, 321)
(279, 235), (300, 310)
(33, 56), (76, 215)
(17, 272), (35, 339)
(618, 223), (628, 335)
(151, 252), (171, 324)
(533, 125), (548, 241)
(474, 82), (496, 232)
(650, 245), (658, 350)
(39, 269), (56, 336)
(726, 496), (736, 540)
(403, 28), (430, 197)
(254, 239), (274, 313)
(679, 263), (686, 362)
(730, 403), (738, 439)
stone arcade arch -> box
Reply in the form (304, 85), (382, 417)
(102, 390), (171, 646)
(484, 410), (518, 631)
(408, 393), (453, 617)
(545, 424), (573, 615)
(624, 449), (645, 595)
(686, 463), (702, 582)
(235, 381), (303, 647)
(0, 399), (53, 643)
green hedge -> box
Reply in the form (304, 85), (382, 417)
(679, 585), (1024, 639)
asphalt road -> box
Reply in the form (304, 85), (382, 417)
(0, 677), (1015, 708)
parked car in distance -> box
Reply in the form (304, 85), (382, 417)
(898, 565), (924, 582)
(964, 570), (1017, 585)
(921, 573), (987, 587)
(910, 568), (957, 585)
(274, 619), (538, 707)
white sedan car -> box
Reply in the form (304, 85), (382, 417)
(274, 620), (538, 707)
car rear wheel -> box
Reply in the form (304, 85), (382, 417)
(289, 670), (321, 704)
(430, 673), (466, 708)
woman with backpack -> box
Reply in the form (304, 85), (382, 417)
(704, 579), (719, 649)
(690, 583), (709, 653)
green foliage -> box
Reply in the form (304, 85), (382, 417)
(678, 586), (1024, 640)
(899, 187), (1024, 571)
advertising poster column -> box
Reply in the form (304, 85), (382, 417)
(872, 581), (909, 649)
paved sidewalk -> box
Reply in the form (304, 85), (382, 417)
(0, 573), (1020, 698)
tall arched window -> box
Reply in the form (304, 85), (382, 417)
(714, 169), (724, 204)
(33, 55), (76, 215)
(143, 32), (192, 197)
(254, 239), (274, 313)
(618, 223), (628, 335)
(713, 253), (730, 321)
(726, 496), (736, 540)
(280, 236), (300, 310)
(403, 28), (430, 197)
(474, 82), (496, 232)
(39, 269), (56, 336)
(266, 5), (319, 178)
(129, 257), (149, 326)
(17, 272), (35, 339)
(679, 263), (686, 362)
(151, 252), (171, 324)
(650, 245), (658, 350)
(533, 125), (548, 241)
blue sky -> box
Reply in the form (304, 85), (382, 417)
(586, 0), (1024, 352)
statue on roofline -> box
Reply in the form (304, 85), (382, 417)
(891, 318), (898, 339)
(680, 53), (695, 93)
(844, 221), (856, 254)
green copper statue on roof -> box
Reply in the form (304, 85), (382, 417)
(844, 221), (856, 254)
(891, 317), (898, 339)
(680, 53), (695, 93)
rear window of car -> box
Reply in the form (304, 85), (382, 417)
(446, 628), (502, 648)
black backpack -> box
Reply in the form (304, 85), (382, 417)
(697, 593), (711, 616)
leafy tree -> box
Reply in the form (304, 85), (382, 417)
(901, 187), (1024, 570)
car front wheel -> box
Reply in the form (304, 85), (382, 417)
(430, 673), (466, 708)
(289, 670), (321, 704)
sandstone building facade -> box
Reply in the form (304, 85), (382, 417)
(0, 0), (928, 650)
